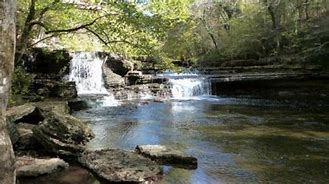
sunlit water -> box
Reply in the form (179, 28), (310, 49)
(73, 96), (329, 184)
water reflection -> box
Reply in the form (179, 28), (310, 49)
(74, 97), (329, 184)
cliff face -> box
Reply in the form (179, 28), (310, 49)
(0, 0), (16, 183)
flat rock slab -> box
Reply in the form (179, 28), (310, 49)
(6, 104), (38, 123)
(135, 145), (198, 169)
(16, 156), (69, 177)
(78, 149), (162, 183)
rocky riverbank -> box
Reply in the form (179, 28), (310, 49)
(7, 100), (197, 183)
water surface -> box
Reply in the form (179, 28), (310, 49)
(74, 96), (329, 184)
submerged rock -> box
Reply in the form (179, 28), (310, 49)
(68, 100), (89, 112)
(17, 166), (97, 184)
(33, 110), (94, 156)
(16, 156), (69, 178)
(136, 145), (198, 169)
(79, 149), (163, 183)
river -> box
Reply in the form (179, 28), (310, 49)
(20, 52), (329, 184)
(70, 94), (329, 184)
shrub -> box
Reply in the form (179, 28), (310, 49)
(11, 66), (33, 95)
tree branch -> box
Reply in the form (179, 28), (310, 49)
(86, 27), (141, 48)
(28, 33), (62, 47)
(45, 13), (115, 34)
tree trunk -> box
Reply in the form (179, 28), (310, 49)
(266, 2), (281, 51)
(0, 0), (16, 183)
(16, 0), (36, 65)
(304, 0), (309, 20)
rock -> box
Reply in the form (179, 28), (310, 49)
(6, 102), (70, 125)
(33, 110), (94, 156)
(68, 100), (89, 112)
(36, 101), (70, 114)
(31, 79), (77, 99)
(135, 145), (198, 169)
(6, 101), (93, 154)
(57, 81), (78, 99)
(102, 65), (125, 88)
(25, 48), (71, 77)
(125, 70), (143, 85)
(16, 156), (69, 178)
(17, 166), (97, 184)
(6, 104), (40, 124)
(6, 120), (19, 145)
(104, 53), (133, 76)
(79, 149), (163, 183)
(15, 123), (41, 150)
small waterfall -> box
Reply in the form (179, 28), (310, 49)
(157, 71), (211, 99)
(68, 52), (119, 106)
(170, 78), (211, 99)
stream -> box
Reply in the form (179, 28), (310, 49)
(20, 52), (329, 184)
(73, 95), (329, 184)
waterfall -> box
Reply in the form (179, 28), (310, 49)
(157, 71), (211, 99)
(68, 52), (119, 106)
(170, 78), (211, 99)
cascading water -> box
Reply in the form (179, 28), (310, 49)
(157, 71), (211, 99)
(68, 52), (119, 106)
(170, 78), (211, 99)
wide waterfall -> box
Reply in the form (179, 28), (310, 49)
(68, 52), (119, 106)
(157, 71), (211, 99)
(170, 78), (211, 99)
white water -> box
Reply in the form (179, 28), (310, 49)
(68, 52), (119, 106)
(170, 78), (211, 99)
(157, 70), (211, 99)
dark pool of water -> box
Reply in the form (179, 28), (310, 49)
(70, 96), (329, 184)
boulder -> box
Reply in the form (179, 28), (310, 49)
(17, 166), (97, 184)
(36, 101), (70, 114)
(102, 64), (125, 88)
(57, 81), (78, 99)
(14, 123), (41, 150)
(125, 70), (143, 85)
(79, 149), (163, 183)
(33, 110), (94, 156)
(68, 100), (89, 112)
(32, 79), (77, 99)
(104, 54), (133, 77)
(136, 145), (198, 169)
(6, 119), (20, 145)
(6, 101), (70, 125)
(6, 104), (40, 124)
(16, 156), (69, 178)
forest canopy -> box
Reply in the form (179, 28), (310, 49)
(16, 0), (329, 66)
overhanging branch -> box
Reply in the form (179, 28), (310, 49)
(45, 13), (116, 34)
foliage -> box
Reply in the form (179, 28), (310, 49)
(15, 0), (329, 67)
(158, 0), (329, 66)
(15, 0), (191, 61)
(11, 66), (33, 95)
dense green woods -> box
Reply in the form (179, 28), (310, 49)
(16, 0), (329, 67)
(163, 0), (329, 66)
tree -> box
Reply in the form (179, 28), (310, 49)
(15, 0), (190, 63)
(0, 0), (16, 183)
